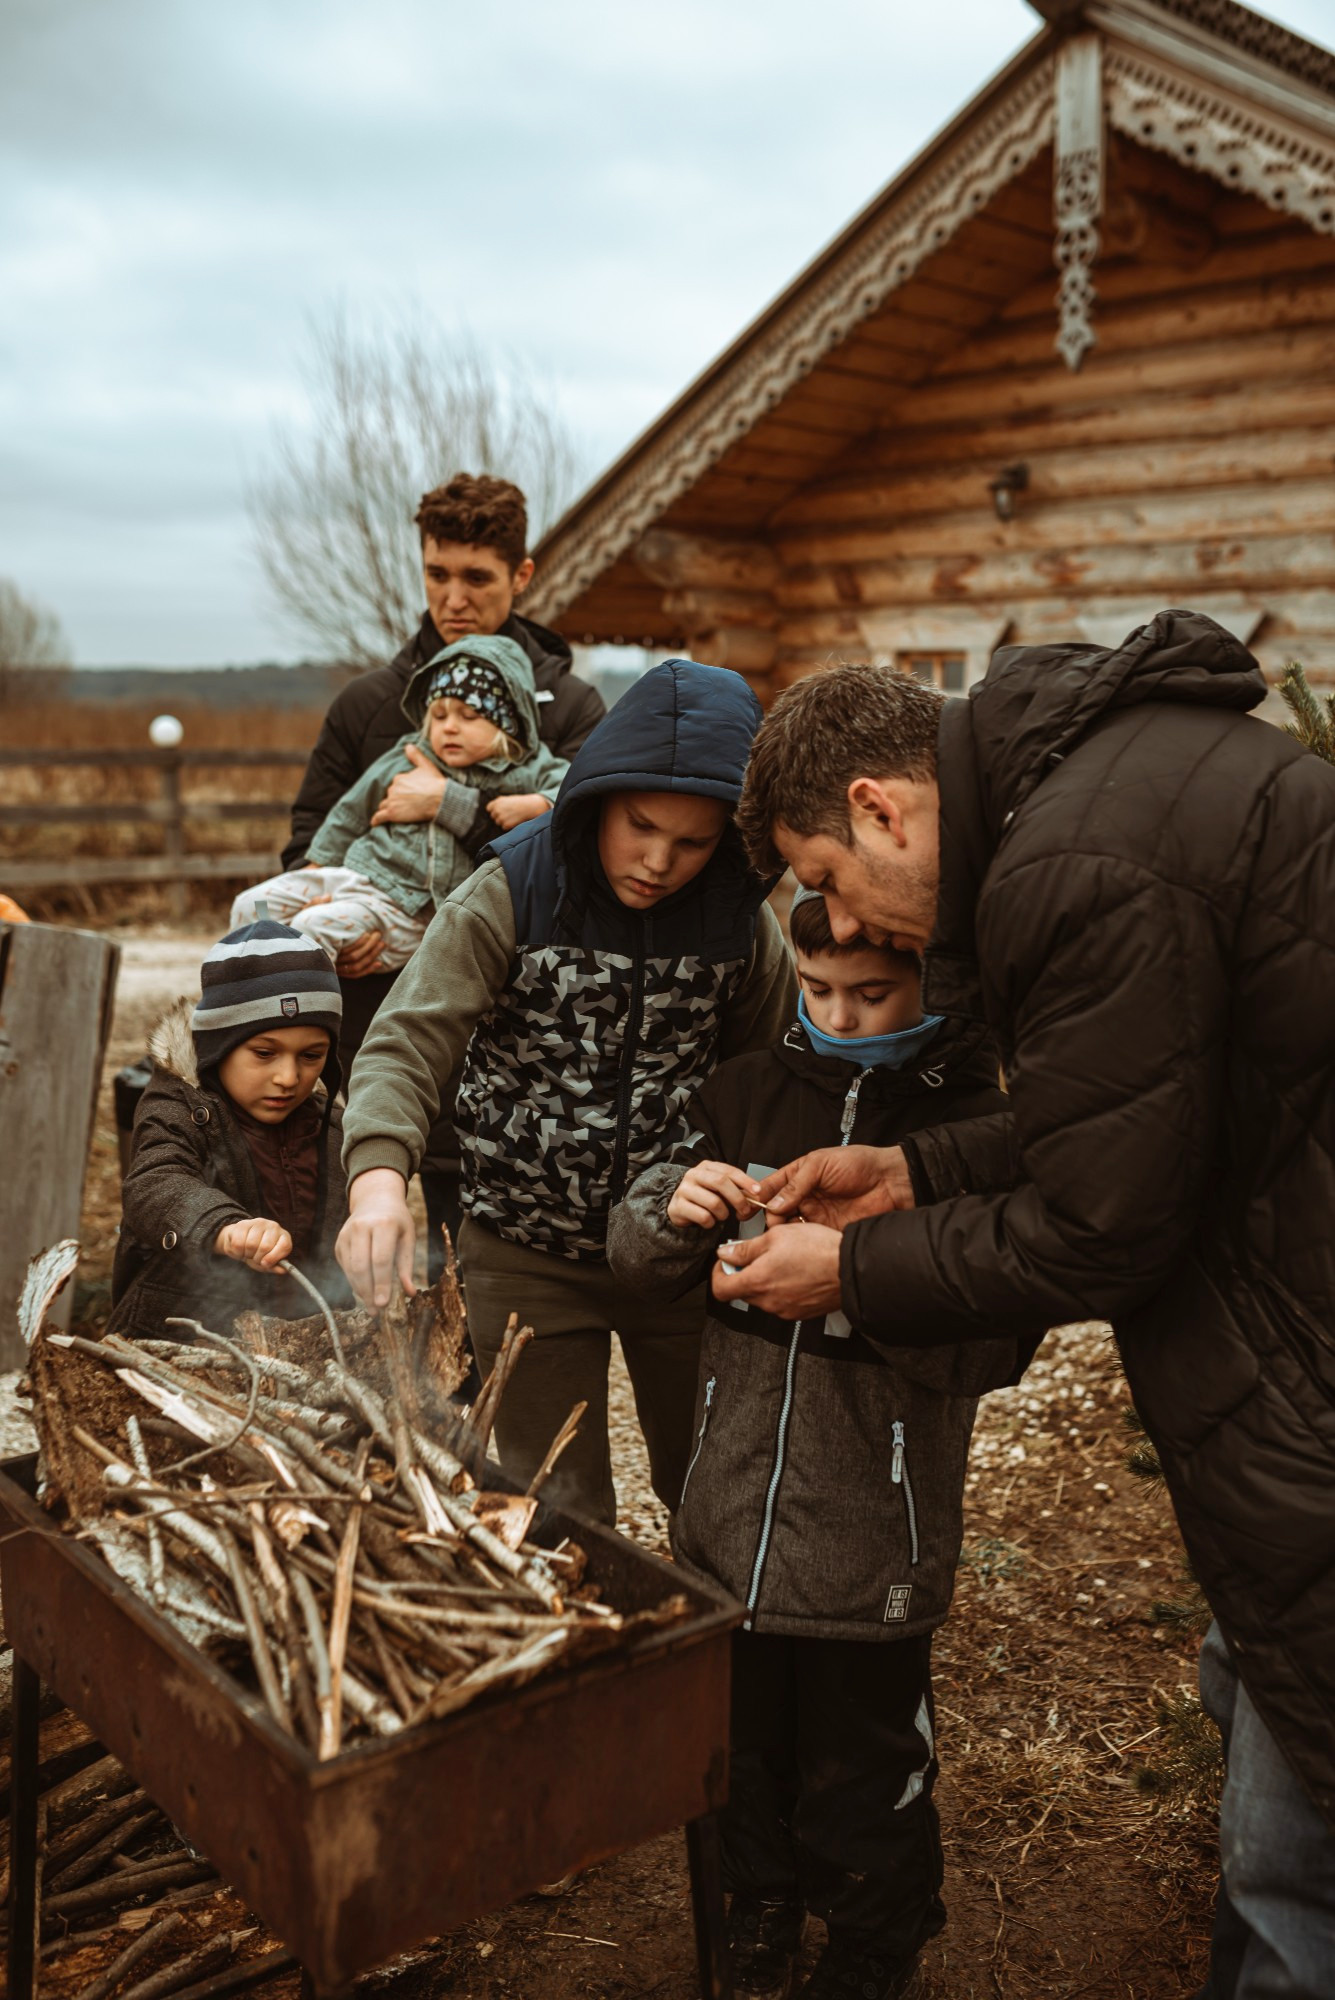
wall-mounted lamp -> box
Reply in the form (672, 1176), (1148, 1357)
(988, 462), (1030, 523)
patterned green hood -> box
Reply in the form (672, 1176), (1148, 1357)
(401, 633), (545, 769)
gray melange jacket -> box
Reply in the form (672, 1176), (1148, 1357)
(607, 1021), (1033, 1642)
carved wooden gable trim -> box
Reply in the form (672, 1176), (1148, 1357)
(1111, 0), (1335, 100)
(1054, 33), (1106, 370)
(526, 55), (1057, 623)
(1104, 43), (1335, 233)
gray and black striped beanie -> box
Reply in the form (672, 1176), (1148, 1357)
(190, 921), (343, 1075)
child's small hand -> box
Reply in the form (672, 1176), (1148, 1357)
(214, 1218), (294, 1271)
(667, 1161), (763, 1231)
(487, 793), (552, 831)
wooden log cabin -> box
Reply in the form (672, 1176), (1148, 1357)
(526, 0), (1335, 708)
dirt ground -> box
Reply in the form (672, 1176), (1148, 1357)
(2, 926), (1219, 1999)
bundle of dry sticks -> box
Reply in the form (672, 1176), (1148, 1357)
(21, 1241), (688, 1759)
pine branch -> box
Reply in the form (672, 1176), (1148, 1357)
(1120, 1404), (1163, 1484)
(1278, 661), (1335, 765)
(1133, 1689), (1223, 1807)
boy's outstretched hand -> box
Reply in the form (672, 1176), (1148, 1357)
(336, 1167), (417, 1308)
(215, 1217), (293, 1271)
(668, 1160), (763, 1231)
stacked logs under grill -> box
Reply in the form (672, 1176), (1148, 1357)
(21, 1241), (690, 1760)
(0, 1711), (294, 2000)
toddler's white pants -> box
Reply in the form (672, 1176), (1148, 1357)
(230, 867), (428, 970)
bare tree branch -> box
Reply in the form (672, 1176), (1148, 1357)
(0, 579), (73, 701)
(247, 309), (584, 670)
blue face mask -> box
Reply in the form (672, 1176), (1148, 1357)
(797, 990), (946, 1071)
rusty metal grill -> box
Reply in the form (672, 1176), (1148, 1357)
(2, 1453), (740, 1997)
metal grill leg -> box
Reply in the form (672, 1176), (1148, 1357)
(7, 1652), (41, 2000)
(685, 1813), (733, 2000)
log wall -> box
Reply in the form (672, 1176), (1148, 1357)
(765, 145), (1335, 695)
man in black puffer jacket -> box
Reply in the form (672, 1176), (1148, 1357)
(283, 473), (605, 1264)
(721, 615), (1335, 2000)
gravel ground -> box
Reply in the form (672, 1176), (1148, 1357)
(607, 1340), (672, 1552)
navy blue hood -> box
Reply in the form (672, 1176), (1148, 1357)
(547, 657), (761, 866)
(553, 656), (760, 807)
(484, 658), (771, 957)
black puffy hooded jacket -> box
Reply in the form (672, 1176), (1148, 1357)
(839, 610), (1335, 1825)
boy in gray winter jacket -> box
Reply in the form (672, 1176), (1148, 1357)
(232, 635), (567, 968)
(608, 892), (1030, 2000)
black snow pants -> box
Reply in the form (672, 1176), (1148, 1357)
(722, 1629), (946, 1956)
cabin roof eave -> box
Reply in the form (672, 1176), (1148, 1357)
(532, 0), (1335, 630)
(527, 22), (1059, 621)
(1081, 0), (1335, 125)
(1086, 1), (1335, 138)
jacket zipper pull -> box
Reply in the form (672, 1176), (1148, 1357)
(680, 1376), (716, 1508)
(892, 1419), (919, 1566)
(819, 1071), (871, 1347)
(839, 1069), (871, 1142)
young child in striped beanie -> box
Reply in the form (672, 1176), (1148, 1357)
(106, 921), (351, 1339)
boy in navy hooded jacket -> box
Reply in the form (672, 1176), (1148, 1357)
(337, 660), (796, 1523)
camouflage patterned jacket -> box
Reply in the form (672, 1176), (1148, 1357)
(343, 660), (797, 1261)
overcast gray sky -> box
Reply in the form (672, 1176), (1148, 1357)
(3, 0), (1332, 666)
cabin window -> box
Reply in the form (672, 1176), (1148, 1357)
(900, 652), (967, 692)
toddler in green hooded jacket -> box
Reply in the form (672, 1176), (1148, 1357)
(232, 635), (567, 968)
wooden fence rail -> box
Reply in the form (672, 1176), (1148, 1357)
(0, 747), (308, 917)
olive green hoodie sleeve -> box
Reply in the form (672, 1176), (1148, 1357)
(717, 901), (797, 1061)
(341, 860), (516, 1186)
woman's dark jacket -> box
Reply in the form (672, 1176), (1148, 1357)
(607, 1018), (1029, 1640)
(108, 999), (350, 1340)
(838, 609), (1335, 1825)
(282, 610), (605, 870)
